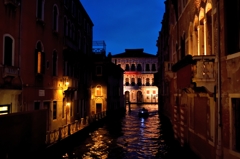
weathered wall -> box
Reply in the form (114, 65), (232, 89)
(0, 109), (46, 158)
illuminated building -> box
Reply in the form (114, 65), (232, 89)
(111, 49), (158, 104)
(157, 0), (240, 159)
(91, 41), (124, 115)
(0, 0), (93, 131)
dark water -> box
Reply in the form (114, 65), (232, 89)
(50, 104), (199, 159)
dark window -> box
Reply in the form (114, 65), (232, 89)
(131, 64), (135, 71)
(137, 64), (142, 71)
(4, 36), (13, 66)
(232, 98), (240, 152)
(96, 103), (102, 113)
(152, 64), (156, 71)
(125, 78), (129, 86)
(145, 64), (150, 71)
(137, 78), (142, 86)
(53, 5), (58, 31)
(96, 66), (102, 75)
(34, 102), (40, 110)
(37, 0), (43, 19)
(53, 101), (57, 120)
(125, 64), (129, 71)
(131, 78), (135, 86)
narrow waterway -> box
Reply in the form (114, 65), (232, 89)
(46, 104), (199, 159)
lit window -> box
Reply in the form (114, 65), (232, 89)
(96, 85), (102, 96)
(146, 90), (149, 94)
(153, 90), (156, 94)
(0, 105), (9, 115)
(35, 41), (45, 74)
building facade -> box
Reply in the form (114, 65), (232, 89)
(157, 0), (240, 159)
(91, 41), (125, 116)
(0, 0), (93, 131)
(111, 49), (158, 104)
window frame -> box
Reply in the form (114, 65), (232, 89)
(3, 34), (14, 66)
(36, 0), (44, 21)
(52, 4), (59, 32)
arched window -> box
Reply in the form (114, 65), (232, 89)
(137, 64), (142, 71)
(125, 78), (129, 86)
(131, 78), (135, 86)
(145, 64), (150, 71)
(53, 5), (59, 31)
(152, 64), (156, 71)
(146, 78), (150, 86)
(52, 50), (57, 76)
(137, 78), (142, 86)
(131, 64), (135, 71)
(95, 85), (102, 96)
(3, 35), (14, 66)
(35, 41), (45, 74)
(125, 64), (129, 71)
(36, 0), (44, 20)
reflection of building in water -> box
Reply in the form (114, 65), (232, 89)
(111, 49), (158, 104)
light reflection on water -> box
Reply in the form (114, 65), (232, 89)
(64, 104), (168, 159)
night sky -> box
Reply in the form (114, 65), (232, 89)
(81, 0), (165, 55)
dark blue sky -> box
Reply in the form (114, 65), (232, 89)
(81, 0), (165, 55)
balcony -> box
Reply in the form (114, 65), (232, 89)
(2, 66), (19, 78)
(4, 0), (19, 7)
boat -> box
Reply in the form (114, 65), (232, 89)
(138, 107), (149, 118)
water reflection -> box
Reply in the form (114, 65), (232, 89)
(62, 104), (169, 159)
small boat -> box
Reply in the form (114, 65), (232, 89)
(138, 107), (149, 118)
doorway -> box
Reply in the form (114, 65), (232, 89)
(96, 103), (102, 113)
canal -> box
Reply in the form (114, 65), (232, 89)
(44, 104), (199, 159)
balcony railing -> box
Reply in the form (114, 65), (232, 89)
(45, 111), (107, 145)
(2, 66), (19, 78)
(192, 61), (214, 80)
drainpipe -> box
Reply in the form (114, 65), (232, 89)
(216, 0), (222, 158)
